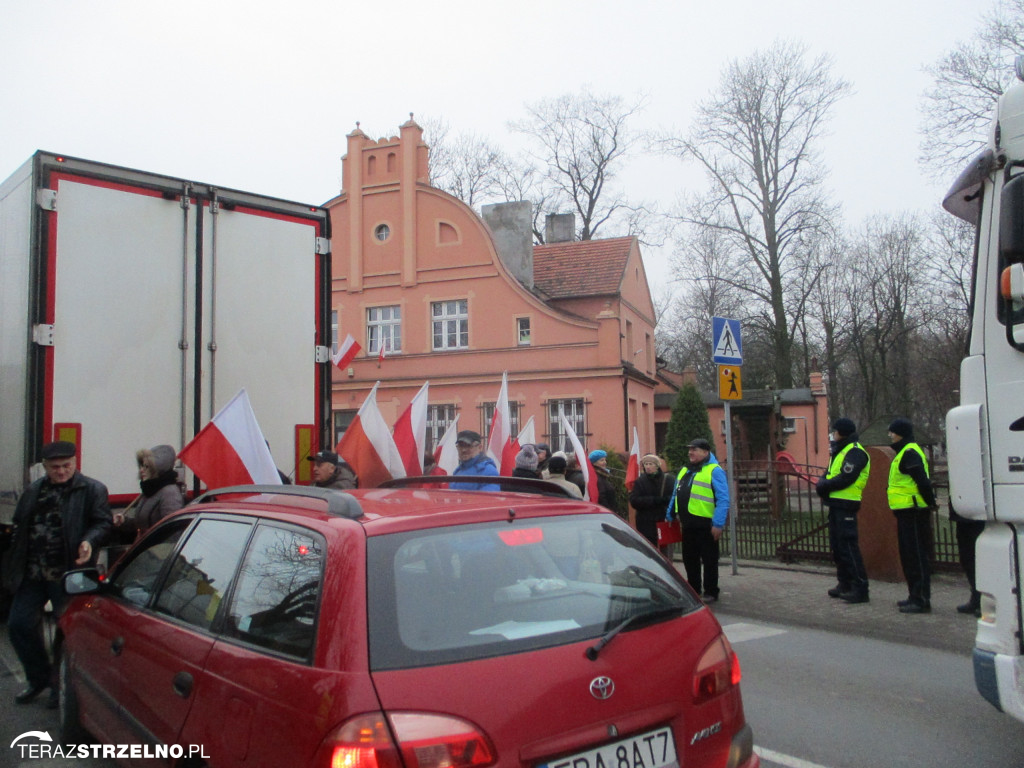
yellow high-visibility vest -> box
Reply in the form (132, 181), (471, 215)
(826, 442), (870, 502)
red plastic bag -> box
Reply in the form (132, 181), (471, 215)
(656, 520), (682, 545)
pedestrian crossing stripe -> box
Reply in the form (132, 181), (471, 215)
(720, 622), (787, 644)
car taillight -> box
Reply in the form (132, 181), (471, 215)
(692, 635), (741, 704)
(323, 713), (496, 768)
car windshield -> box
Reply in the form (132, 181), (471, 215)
(367, 514), (700, 669)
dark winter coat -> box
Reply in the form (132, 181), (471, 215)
(3, 472), (112, 592)
(629, 469), (676, 544)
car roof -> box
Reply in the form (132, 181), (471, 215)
(187, 484), (603, 536)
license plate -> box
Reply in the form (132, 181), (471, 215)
(540, 726), (677, 768)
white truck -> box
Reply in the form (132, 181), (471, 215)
(0, 151), (332, 522)
(944, 59), (1024, 720)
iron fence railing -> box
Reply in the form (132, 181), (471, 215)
(717, 460), (958, 571)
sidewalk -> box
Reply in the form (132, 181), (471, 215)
(677, 558), (979, 656)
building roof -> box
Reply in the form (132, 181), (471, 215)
(533, 237), (633, 298)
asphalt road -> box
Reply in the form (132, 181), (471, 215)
(719, 614), (1024, 768)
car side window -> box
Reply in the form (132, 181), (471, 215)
(223, 524), (324, 660)
(153, 518), (251, 632)
(109, 519), (191, 607)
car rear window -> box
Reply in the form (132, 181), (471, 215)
(367, 514), (700, 669)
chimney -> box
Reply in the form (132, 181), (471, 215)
(545, 213), (575, 243)
(482, 201), (534, 289)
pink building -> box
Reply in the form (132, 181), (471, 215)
(322, 119), (660, 463)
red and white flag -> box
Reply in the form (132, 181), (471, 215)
(377, 341), (387, 366)
(393, 382), (429, 476)
(178, 389), (282, 489)
(625, 427), (640, 491)
(486, 371), (518, 475)
(336, 382), (406, 488)
(559, 412), (598, 502)
(332, 333), (361, 370)
(516, 416), (536, 448)
(434, 416), (461, 475)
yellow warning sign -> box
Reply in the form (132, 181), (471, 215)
(718, 365), (742, 400)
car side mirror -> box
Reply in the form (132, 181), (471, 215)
(63, 568), (102, 596)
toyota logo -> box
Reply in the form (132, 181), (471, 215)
(590, 676), (615, 700)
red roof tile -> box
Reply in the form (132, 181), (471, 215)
(532, 237), (633, 298)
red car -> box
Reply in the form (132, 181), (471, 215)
(59, 481), (759, 768)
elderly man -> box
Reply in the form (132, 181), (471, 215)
(307, 450), (357, 490)
(668, 439), (729, 603)
(449, 430), (500, 491)
(3, 441), (112, 707)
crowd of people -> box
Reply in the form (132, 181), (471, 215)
(2, 414), (971, 708)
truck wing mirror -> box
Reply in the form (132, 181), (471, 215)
(1000, 174), (1024, 349)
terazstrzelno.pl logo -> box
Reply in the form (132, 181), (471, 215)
(11, 730), (210, 760)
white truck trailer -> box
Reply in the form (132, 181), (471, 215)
(944, 59), (1024, 720)
(0, 151), (332, 520)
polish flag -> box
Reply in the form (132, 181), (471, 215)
(378, 341), (387, 366)
(178, 389), (282, 489)
(434, 416), (460, 475)
(486, 372), (518, 475)
(625, 427), (640, 491)
(336, 382), (406, 488)
(332, 333), (361, 370)
(559, 412), (598, 502)
(393, 382), (429, 476)
(516, 416), (536, 448)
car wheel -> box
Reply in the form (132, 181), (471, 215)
(59, 655), (89, 743)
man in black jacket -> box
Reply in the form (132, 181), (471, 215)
(3, 441), (111, 706)
(887, 418), (937, 614)
(816, 418), (871, 604)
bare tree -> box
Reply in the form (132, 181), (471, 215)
(658, 41), (850, 389)
(511, 88), (646, 241)
(920, 0), (1024, 176)
(421, 117), (509, 208)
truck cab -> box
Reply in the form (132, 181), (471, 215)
(944, 57), (1024, 720)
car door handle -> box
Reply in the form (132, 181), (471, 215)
(173, 671), (193, 699)
(110, 637), (124, 656)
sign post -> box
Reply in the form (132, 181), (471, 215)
(712, 318), (742, 575)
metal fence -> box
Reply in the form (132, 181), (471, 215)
(718, 461), (959, 571)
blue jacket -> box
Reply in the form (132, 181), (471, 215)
(666, 452), (730, 528)
(450, 453), (500, 491)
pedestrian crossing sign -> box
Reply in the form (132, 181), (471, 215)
(712, 317), (742, 365)
(718, 365), (742, 400)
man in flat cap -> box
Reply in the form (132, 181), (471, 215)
(3, 441), (112, 706)
(817, 418), (871, 604)
(307, 450), (357, 490)
(667, 438), (729, 603)
(449, 430), (500, 491)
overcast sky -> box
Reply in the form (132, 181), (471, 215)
(1, 0), (988, 297)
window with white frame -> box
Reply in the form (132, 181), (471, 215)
(481, 402), (521, 439)
(547, 398), (586, 453)
(367, 305), (401, 356)
(517, 317), (531, 346)
(426, 404), (457, 452)
(782, 417), (797, 434)
(431, 299), (468, 350)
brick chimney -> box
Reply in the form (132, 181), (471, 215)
(545, 213), (575, 243)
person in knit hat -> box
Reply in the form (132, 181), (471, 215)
(887, 417), (937, 614)
(629, 454), (675, 547)
(587, 449), (620, 514)
(512, 444), (541, 479)
(544, 455), (583, 499)
(816, 418), (871, 604)
(114, 444), (185, 541)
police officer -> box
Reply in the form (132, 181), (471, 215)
(816, 418), (871, 603)
(667, 439), (729, 603)
(887, 418), (937, 614)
